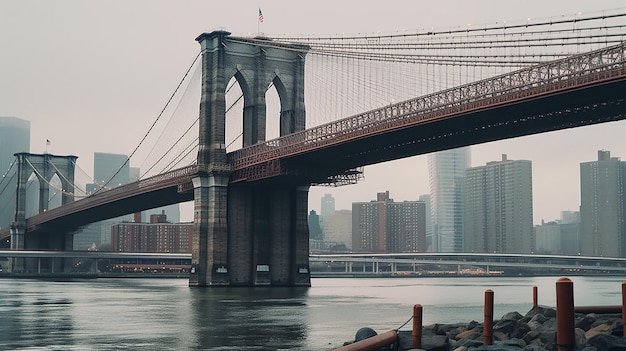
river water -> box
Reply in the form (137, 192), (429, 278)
(0, 276), (623, 350)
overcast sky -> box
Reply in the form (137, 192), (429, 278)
(1, 1), (625, 223)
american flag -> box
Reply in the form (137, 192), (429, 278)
(258, 8), (264, 23)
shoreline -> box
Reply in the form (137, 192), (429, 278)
(339, 305), (626, 351)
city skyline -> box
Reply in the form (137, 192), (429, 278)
(2, 1), (625, 224)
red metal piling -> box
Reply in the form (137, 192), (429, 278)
(556, 277), (575, 351)
(484, 289), (494, 345)
(412, 304), (423, 349)
(622, 281), (626, 338)
(331, 330), (398, 351)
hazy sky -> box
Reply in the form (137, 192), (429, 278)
(1, 1), (625, 224)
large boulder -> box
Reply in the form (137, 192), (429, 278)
(585, 333), (626, 350)
(494, 319), (531, 339)
(501, 311), (524, 321)
(522, 329), (555, 350)
(585, 323), (613, 339)
(522, 306), (556, 323)
(397, 327), (449, 351)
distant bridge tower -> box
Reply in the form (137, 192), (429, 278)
(11, 152), (77, 271)
(191, 31), (310, 287)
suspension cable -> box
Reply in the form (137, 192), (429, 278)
(46, 159), (88, 196)
(93, 51), (202, 195)
(0, 160), (16, 195)
(24, 158), (74, 196)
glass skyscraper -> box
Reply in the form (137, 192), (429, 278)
(428, 147), (470, 252)
(94, 152), (129, 189)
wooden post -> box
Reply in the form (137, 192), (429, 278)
(533, 285), (538, 307)
(484, 289), (494, 345)
(412, 304), (422, 349)
(556, 277), (575, 351)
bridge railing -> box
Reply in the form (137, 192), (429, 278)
(228, 42), (626, 171)
(26, 165), (199, 227)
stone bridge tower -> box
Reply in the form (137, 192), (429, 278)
(11, 153), (77, 271)
(191, 31), (310, 287)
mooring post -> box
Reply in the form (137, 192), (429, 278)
(412, 304), (422, 349)
(533, 285), (538, 307)
(484, 289), (494, 345)
(556, 277), (575, 351)
(622, 281), (626, 338)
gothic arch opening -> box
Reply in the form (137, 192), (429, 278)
(47, 173), (62, 211)
(25, 173), (39, 218)
(225, 76), (245, 153)
(266, 80), (281, 140)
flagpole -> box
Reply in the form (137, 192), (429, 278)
(258, 8), (263, 36)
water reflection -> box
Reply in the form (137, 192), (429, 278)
(0, 284), (75, 349)
(188, 287), (309, 350)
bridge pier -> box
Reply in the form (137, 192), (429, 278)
(189, 173), (231, 286)
(190, 179), (311, 287)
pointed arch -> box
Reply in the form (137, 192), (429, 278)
(265, 79), (281, 140)
(47, 173), (62, 210)
(225, 75), (245, 152)
(25, 173), (39, 218)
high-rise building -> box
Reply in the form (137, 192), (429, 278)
(352, 191), (426, 253)
(322, 209), (352, 250)
(465, 154), (534, 254)
(560, 222), (580, 256)
(418, 194), (432, 251)
(320, 193), (336, 218)
(308, 210), (323, 240)
(559, 210), (581, 255)
(386, 201), (426, 253)
(560, 210), (581, 225)
(580, 150), (626, 257)
(535, 221), (561, 254)
(0, 117), (30, 228)
(94, 152), (129, 189)
(428, 147), (470, 252)
(352, 192), (389, 253)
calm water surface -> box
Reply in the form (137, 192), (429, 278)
(0, 276), (624, 350)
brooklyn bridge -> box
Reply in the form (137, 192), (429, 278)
(1, 11), (626, 286)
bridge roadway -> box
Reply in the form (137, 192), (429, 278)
(4, 42), (626, 237)
(0, 165), (198, 238)
(1, 251), (626, 275)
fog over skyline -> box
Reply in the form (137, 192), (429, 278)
(1, 1), (625, 224)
